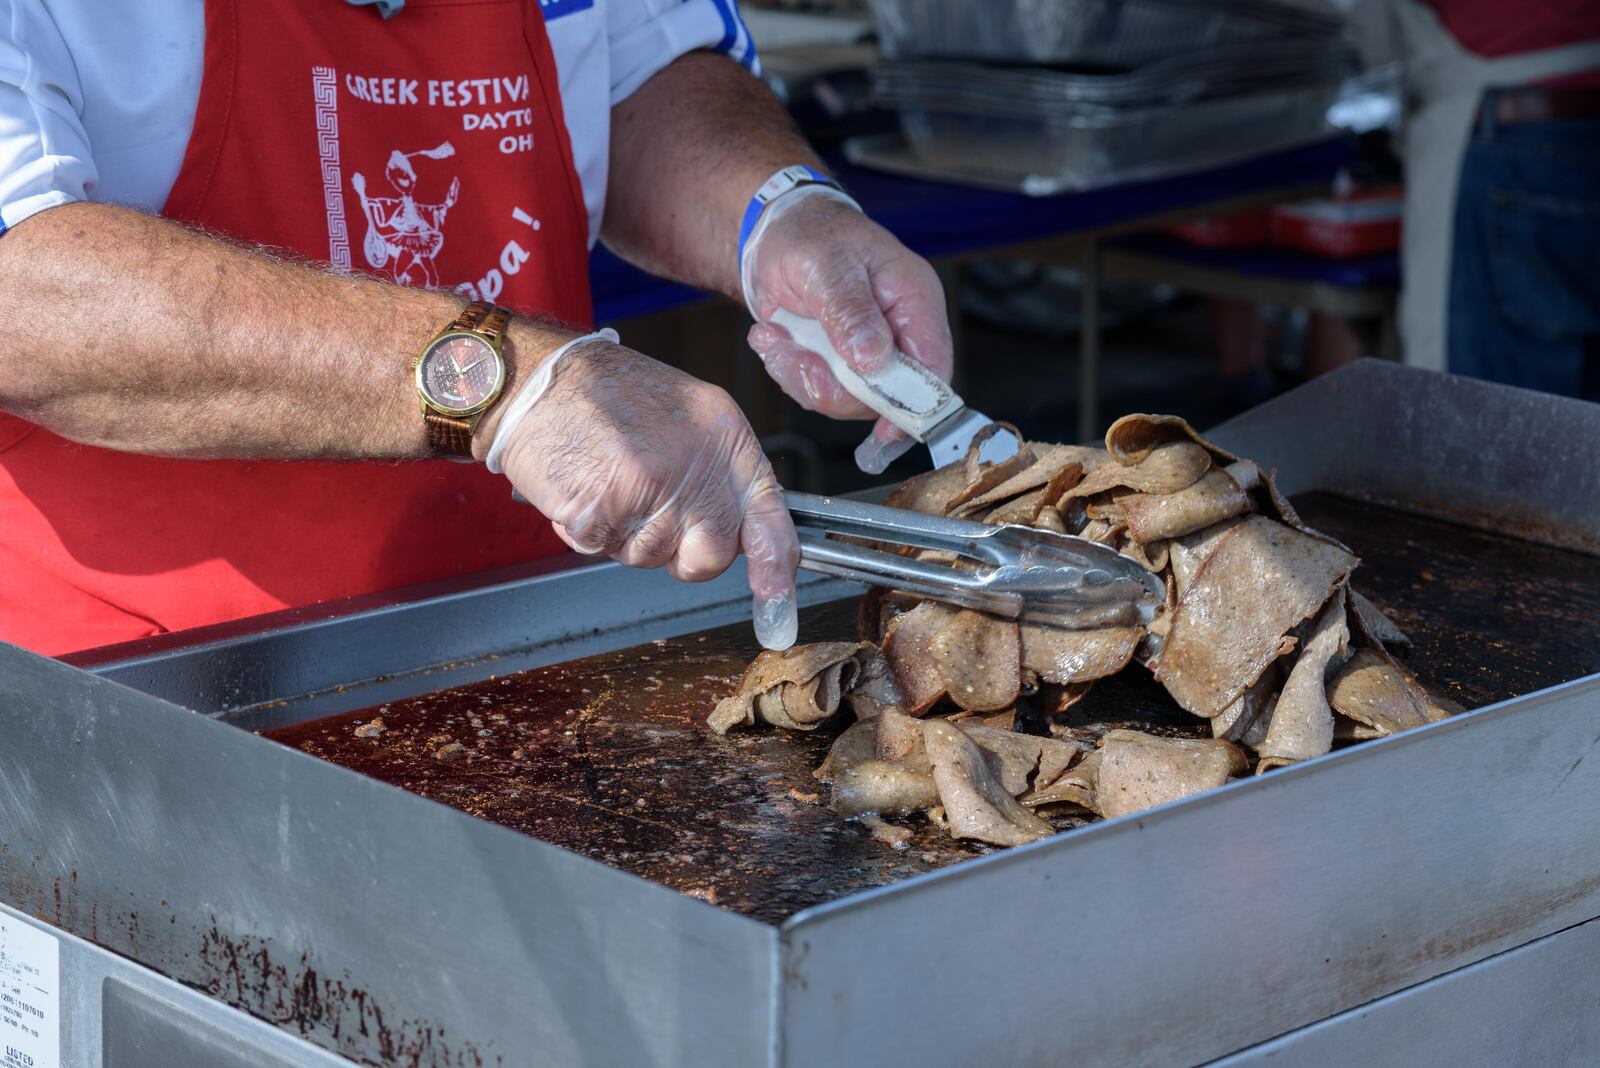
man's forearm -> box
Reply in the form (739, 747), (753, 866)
(602, 50), (824, 302)
(0, 202), (571, 459)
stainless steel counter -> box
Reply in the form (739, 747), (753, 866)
(4, 360), (1598, 1067)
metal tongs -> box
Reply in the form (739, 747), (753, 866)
(789, 491), (1165, 630)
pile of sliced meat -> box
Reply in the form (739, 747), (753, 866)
(708, 414), (1457, 849)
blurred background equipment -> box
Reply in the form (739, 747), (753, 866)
(609, 0), (1412, 495)
(854, 0), (1381, 192)
(869, 0), (1344, 66)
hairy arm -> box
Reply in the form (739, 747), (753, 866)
(601, 50), (822, 301)
(0, 201), (574, 458)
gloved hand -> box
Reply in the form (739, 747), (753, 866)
(742, 189), (953, 450)
(491, 335), (800, 650)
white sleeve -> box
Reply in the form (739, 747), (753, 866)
(0, 0), (96, 231)
(606, 0), (761, 107)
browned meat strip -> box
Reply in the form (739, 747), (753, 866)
(830, 761), (940, 818)
(1211, 661), (1283, 743)
(972, 460), (1089, 526)
(923, 720), (1053, 846)
(813, 718), (878, 781)
(1328, 649), (1453, 736)
(1168, 519), (1243, 597)
(1121, 538), (1170, 574)
(1093, 730), (1248, 818)
(847, 646), (905, 718)
(882, 602), (959, 713)
(1063, 440), (1212, 500)
(943, 446), (1041, 515)
(1157, 516), (1358, 717)
(881, 460), (982, 515)
(1105, 413), (1239, 467)
(708, 642), (875, 733)
(876, 706), (928, 761)
(1350, 589), (1411, 649)
(1121, 467), (1254, 545)
(1255, 592), (1351, 771)
(1033, 505), (1068, 533)
(956, 722), (1088, 797)
(815, 718), (937, 818)
(1020, 623), (1141, 685)
(950, 445), (1095, 516)
(928, 609), (1022, 711)
(1022, 749), (1100, 809)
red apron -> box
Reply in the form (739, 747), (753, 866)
(0, 0), (592, 656)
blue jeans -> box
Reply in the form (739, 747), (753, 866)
(1448, 96), (1600, 401)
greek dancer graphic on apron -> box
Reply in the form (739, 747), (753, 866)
(351, 143), (460, 288)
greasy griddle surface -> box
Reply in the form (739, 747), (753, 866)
(264, 494), (1600, 924)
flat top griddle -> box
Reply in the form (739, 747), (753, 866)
(264, 492), (1600, 924)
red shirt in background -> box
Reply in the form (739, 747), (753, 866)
(1425, 0), (1600, 86)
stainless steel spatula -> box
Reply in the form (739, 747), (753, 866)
(769, 309), (1022, 474)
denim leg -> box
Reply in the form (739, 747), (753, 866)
(1446, 110), (1600, 400)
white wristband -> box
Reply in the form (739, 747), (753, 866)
(485, 328), (619, 475)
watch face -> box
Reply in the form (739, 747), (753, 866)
(418, 334), (503, 415)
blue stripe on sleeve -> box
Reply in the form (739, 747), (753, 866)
(709, 0), (738, 53)
(708, 0), (760, 73)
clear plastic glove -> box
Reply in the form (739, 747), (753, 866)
(494, 337), (800, 650)
(743, 189), (953, 449)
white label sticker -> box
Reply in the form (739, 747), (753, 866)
(0, 915), (58, 1068)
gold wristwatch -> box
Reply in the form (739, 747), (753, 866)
(413, 301), (514, 458)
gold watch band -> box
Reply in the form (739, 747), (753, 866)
(422, 301), (515, 459)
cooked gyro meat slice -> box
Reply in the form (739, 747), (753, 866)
(1349, 589), (1412, 650)
(1156, 516), (1358, 718)
(1255, 592), (1351, 771)
(708, 641), (875, 734)
(882, 601), (960, 714)
(1022, 749), (1101, 809)
(942, 446), (1040, 516)
(931, 610), (1022, 712)
(814, 718), (879, 781)
(947, 444), (1094, 518)
(972, 459), (1088, 525)
(955, 722), (1088, 798)
(847, 646), (906, 719)
(1105, 413), (1239, 468)
(881, 462), (980, 517)
(814, 717), (937, 820)
(1327, 648), (1454, 737)
(1063, 440), (1212, 502)
(1121, 537), (1170, 573)
(1019, 623), (1142, 686)
(1211, 661), (1283, 743)
(1092, 730), (1248, 819)
(1032, 505), (1069, 534)
(875, 706), (929, 762)
(924, 720), (1053, 846)
(1120, 463), (1258, 545)
(1168, 519), (1243, 597)
(831, 761), (940, 819)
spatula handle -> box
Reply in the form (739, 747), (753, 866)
(769, 308), (962, 442)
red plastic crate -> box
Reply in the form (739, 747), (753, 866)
(1268, 188), (1404, 258)
(1164, 210), (1271, 248)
